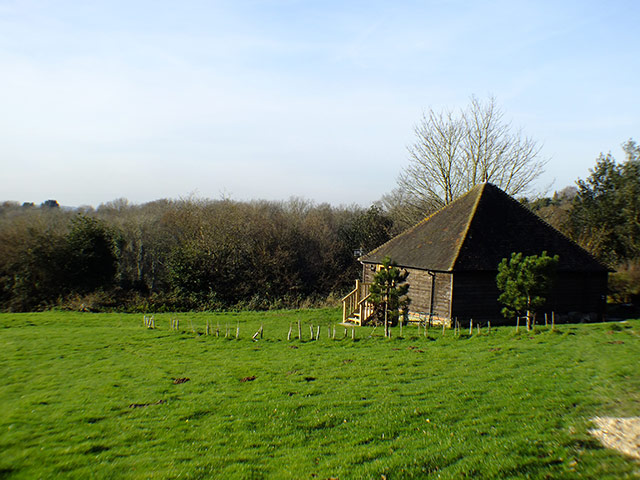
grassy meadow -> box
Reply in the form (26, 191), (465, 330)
(1, 309), (639, 479)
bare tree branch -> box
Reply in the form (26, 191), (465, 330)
(396, 96), (547, 220)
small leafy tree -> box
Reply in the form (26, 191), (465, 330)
(369, 256), (410, 337)
(496, 252), (559, 330)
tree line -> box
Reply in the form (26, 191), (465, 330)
(0, 198), (394, 312)
(1, 96), (637, 312)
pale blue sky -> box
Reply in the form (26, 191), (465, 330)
(1, 0), (638, 207)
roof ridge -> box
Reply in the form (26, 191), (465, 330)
(501, 186), (612, 271)
(448, 183), (487, 270)
(360, 183), (486, 264)
(360, 182), (609, 273)
(454, 183), (610, 271)
(359, 201), (445, 261)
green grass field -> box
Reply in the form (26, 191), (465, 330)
(1, 309), (639, 479)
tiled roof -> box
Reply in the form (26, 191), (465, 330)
(361, 183), (608, 273)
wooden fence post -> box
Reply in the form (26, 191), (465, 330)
(252, 325), (263, 341)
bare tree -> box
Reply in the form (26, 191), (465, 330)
(397, 96), (546, 217)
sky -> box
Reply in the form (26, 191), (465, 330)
(1, 0), (639, 208)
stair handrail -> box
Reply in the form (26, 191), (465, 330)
(340, 286), (359, 303)
(342, 285), (360, 323)
(356, 293), (374, 325)
(341, 280), (372, 323)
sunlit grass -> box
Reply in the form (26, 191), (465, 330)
(1, 310), (639, 479)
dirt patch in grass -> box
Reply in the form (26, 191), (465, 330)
(589, 417), (640, 460)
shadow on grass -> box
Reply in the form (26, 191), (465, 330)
(0, 468), (16, 480)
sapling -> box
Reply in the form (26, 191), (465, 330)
(497, 251), (559, 331)
(369, 256), (410, 338)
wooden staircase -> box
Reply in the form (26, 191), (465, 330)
(341, 280), (374, 325)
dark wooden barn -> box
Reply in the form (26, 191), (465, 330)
(342, 183), (608, 326)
